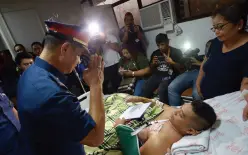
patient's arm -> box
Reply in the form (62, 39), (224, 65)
(125, 95), (169, 108)
(138, 128), (149, 143)
(125, 95), (153, 103)
(114, 118), (127, 127)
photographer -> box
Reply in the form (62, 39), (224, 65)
(119, 12), (146, 54)
(90, 30), (121, 94)
(141, 33), (183, 104)
(168, 40), (213, 106)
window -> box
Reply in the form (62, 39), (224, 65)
(98, 0), (165, 28)
(175, 0), (218, 22)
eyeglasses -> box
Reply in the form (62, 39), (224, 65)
(211, 23), (230, 32)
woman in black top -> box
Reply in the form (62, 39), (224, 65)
(196, 0), (248, 121)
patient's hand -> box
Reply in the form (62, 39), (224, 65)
(138, 128), (149, 143)
(114, 118), (128, 127)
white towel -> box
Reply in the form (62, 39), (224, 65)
(171, 129), (210, 155)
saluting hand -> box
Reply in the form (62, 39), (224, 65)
(83, 55), (104, 87)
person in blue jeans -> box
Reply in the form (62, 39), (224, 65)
(119, 44), (150, 96)
(168, 69), (201, 106)
(168, 40), (213, 106)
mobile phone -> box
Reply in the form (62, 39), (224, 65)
(157, 56), (165, 62)
(119, 69), (128, 72)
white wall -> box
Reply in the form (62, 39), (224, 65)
(0, 1), (216, 59)
(145, 17), (216, 58)
(2, 9), (45, 53)
(83, 5), (119, 37)
(0, 1), (82, 56)
(0, 2), (82, 24)
(0, 13), (15, 53)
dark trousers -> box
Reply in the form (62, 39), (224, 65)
(141, 74), (172, 104)
(103, 63), (122, 94)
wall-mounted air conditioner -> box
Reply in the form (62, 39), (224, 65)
(140, 0), (176, 31)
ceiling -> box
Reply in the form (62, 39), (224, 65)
(0, 0), (80, 4)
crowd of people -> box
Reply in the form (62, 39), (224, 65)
(0, 0), (248, 155)
(0, 42), (42, 106)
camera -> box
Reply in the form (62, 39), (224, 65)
(129, 24), (135, 33)
(157, 56), (165, 64)
(180, 48), (201, 70)
(88, 34), (106, 54)
(183, 48), (200, 58)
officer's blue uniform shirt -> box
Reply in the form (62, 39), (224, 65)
(0, 93), (20, 155)
(17, 57), (96, 155)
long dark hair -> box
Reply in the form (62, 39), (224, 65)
(121, 44), (139, 60)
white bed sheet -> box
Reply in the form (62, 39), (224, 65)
(190, 91), (248, 155)
(79, 92), (248, 155)
(78, 92), (110, 112)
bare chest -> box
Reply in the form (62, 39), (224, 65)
(147, 122), (182, 154)
(155, 107), (177, 120)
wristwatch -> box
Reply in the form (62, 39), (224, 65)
(132, 72), (135, 77)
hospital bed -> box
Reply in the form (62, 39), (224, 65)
(78, 91), (248, 155)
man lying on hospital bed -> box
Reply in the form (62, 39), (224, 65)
(114, 96), (217, 155)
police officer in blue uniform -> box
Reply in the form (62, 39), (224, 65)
(0, 93), (20, 155)
(17, 21), (105, 155)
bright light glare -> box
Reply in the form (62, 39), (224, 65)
(88, 22), (100, 37)
(183, 41), (191, 51)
